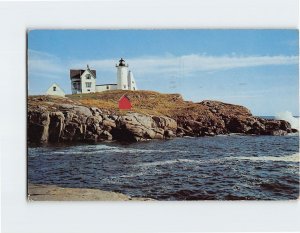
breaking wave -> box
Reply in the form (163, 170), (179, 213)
(229, 153), (299, 162)
(49, 144), (188, 155)
(275, 111), (299, 130)
(135, 159), (204, 167)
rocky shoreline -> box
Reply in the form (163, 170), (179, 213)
(28, 184), (154, 201)
(27, 94), (297, 145)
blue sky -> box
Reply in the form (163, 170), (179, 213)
(28, 30), (299, 116)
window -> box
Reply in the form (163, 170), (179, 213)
(86, 82), (91, 88)
(87, 89), (90, 92)
(106, 85), (109, 90)
(123, 85), (126, 88)
(132, 81), (134, 84)
(86, 74), (91, 79)
(53, 86), (56, 91)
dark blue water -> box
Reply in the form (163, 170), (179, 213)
(28, 134), (299, 200)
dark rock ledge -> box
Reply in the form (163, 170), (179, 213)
(27, 99), (297, 144)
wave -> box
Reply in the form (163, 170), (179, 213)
(136, 153), (299, 168)
(135, 158), (207, 168)
(48, 144), (188, 155)
(287, 132), (299, 136)
(228, 153), (299, 162)
(275, 111), (299, 130)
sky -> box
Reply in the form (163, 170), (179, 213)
(28, 29), (299, 116)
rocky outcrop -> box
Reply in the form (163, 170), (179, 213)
(175, 100), (295, 137)
(28, 102), (177, 144)
(27, 97), (297, 144)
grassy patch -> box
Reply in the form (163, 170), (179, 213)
(66, 90), (188, 116)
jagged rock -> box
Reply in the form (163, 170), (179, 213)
(226, 117), (252, 133)
(90, 107), (103, 116)
(102, 119), (116, 128)
(86, 116), (101, 125)
(152, 116), (177, 130)
(164, 130), (175, 138)
(49, 112), (65, 142)
(85, 132), (98, 142)
(204, 132), (215, 136)
(291, 128), (298, 133)
(74, 105), (92, 116)
(110, 115), (118, 121)
(269, 130), (288, 136)
(27, 111), (50, 143)
(153, 132), (164, 139)
(59, 103), (74, 110)
(40, 112), (50, 143)
(99, 131), (113, 140)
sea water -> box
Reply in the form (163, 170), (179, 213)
(28, 133), (299, 200)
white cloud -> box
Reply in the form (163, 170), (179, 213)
(28, 50), (66, 78)
(77, 54), (298, 78)
(28, 50), (298, 81)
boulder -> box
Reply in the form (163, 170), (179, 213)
(111, 113), (177, 142)
(74, 105), (92, 117)
(152, 116), (177, 130)
(102, 119), (116, 128)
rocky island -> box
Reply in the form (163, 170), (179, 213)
(27, 90), (297, 145)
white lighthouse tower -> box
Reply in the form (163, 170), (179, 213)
(116, 58), (129, 90)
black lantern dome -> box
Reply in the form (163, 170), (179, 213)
(118, 58), (126, 66)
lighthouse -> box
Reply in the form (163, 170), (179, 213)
(116, 58), (129, 90)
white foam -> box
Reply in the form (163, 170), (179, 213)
(50, 145), (188, 155)
(228, 153), (299, 162)
(135, 158), (205, 167)
(275, 111), (299, 130)
(91, 144), (188, 154)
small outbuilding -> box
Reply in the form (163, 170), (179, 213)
(118, 95), (132, 110)
(45, 83), (65, 97)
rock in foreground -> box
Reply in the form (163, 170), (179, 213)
(28, 184), (154, 201)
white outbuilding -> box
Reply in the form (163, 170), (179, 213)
(45, 83), (65, 97)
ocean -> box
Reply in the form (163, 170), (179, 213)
(28, 133), (299, 200)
